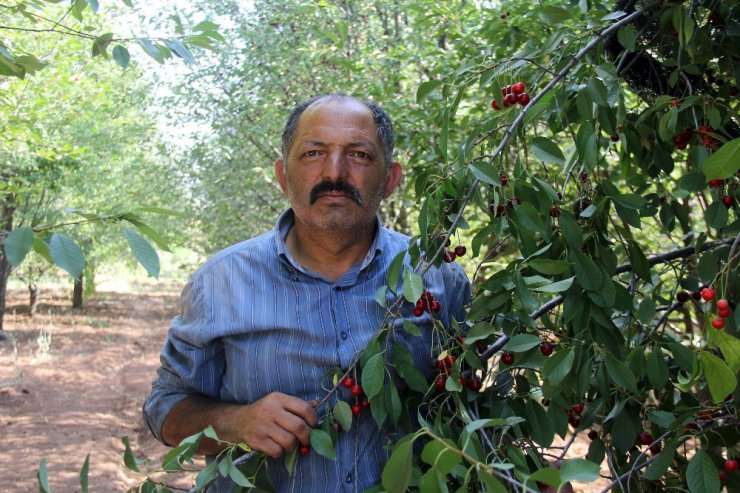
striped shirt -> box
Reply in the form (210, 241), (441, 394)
(144, 209), (471, 492)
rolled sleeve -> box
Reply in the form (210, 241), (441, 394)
(143, 277), (226, 443)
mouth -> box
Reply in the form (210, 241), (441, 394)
(310, 182), (363, 206)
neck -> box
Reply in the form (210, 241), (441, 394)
(286, 218), (377, 281)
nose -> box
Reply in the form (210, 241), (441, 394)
(322, 149), (349, 182)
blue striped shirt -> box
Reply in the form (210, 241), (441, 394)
(144, 209), (471, 492)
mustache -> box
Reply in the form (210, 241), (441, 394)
(309, 181), (362, 205)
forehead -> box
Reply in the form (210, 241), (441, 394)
(294, 99), (379, 146)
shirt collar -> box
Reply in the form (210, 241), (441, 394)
(275, 208), (385, 277)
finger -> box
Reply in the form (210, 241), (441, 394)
(260, 437), (288, 459)
(281, 396), (319, 427)
(269, 424), (300, 454)
(275, 409), (313, 444)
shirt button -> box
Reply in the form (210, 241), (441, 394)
(346, 473), (353, 483)
(341, 332), (348, 340)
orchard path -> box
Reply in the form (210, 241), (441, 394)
(0, 284), (203, 492)
(0, 284), (606, 492)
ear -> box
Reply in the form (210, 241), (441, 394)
(382, 161), (403, 198)
(275, 159), (288, 195)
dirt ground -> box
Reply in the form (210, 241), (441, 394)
(0, 284), (608, 492)
(0, 283), (203, 492)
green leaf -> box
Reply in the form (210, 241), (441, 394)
(705, 201), (728, 230)
(560, 459), (601, 483)
(530, 137), (565, 164)
(617, 25), (636, 51)
(121, 436), (140, 472)
(111, 45), (130, 68)
(164, 39), (195, 64)
(362, 353), (385, 399)
(284, 448), (298, 475)
(686, 449), (720, 493)
(85, 0), (99, 12)
(402, 268), (424, 303)
(569, 248), (603, 291)
(37, 459), (50, 493)
(606, 356), (639, 393)
(374, 285), (387, 307)
(513, 202), (546, 236)
(678, 171), (708, 192)
(524, 400), (554, 446)
(416, 80), (442, 103)
(539, 5), (571, 24)
(576, 121), (597, 167)
(642, 438), (678, 480)
(646, 348), (669, 389)
(333, 401), (353, 432)
(542, 348), (574, 385)
(4, 226), (34, 267)
(627, 241), (651, 283)
(469, 160), (501, 185)
(381, 437), (414, 493)
(193, 20), (220, 32)
(533, 276), (574, 293)
(80, 453), (90, 493)
(123, 228), (160, 278)
(558, 212), (583, 248)
(504, 334), (542, 352)
(50, 233), (85, 280)
(702, 137), (740, 180)
(195, 460), (218, 491)
(386, 251), (406, 295)
(708, 330), (740, 372)
(479, 470), (508, 492)
(700, 352), (737, 404)
(138, 39), (165, 63)
(528, 259), (571, 275)
(122, 217), (172, 252)
(309, 429), (336, 460)
(421, 439), (461, 474)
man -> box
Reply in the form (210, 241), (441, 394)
(144, 93), (471, 492)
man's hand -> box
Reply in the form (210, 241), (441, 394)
(234, 392), (319, 458)
(161, 392), (318, 458)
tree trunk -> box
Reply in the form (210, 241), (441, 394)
(0, 194), (16, 334)
(28, 283), (39, 317)
(72, 275), (83, 309)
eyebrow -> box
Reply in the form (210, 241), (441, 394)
(300, 140), (376, 150)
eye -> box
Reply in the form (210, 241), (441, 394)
(352, 151), (370, 160)
(304, 150), (318, 157)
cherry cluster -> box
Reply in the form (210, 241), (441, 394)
(443, 245), (466, 263)
(490, 81), (531, 110)
(567, 402), (585, 428)
(341, 376), (369, 415)
(433, 354), (483, 392)
(708, 178), (736, 208)
(672, 124), (719, 151)
(413, 291), (441, 317)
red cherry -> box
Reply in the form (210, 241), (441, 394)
(443, 251), (456, 263)
(698, 124), (712, 135)
(580, 172), (589, 182)
(649, 443), (661, 454)
(501, 352), (514, 365)
(499, 173), (509, 186)
(676, 291), (690, 303)
(638, 432), (653, 445)
(342, 377), (355, 388)
(718, 308), (731, 318)
(712, 318), (725, 330)
(691, 291), (702, 301)
(443, 354), (456, 368)
(351, 404), (362, 415)
(701, 288), (716, 301)
(429, 300), (442, 313)
(496, 204), (506, 216)
(719, 470), (728, 481)
(333, 422), (342, 432)
(717, 299), (729, 310)
(610, 134), (619, 142)
(499, 13), (506, 19)
(568, 414), (581, 427)
(549, 205), (561, 218)
(435, 376), (447, 390)
(708, 179), (725, 188)
(725, 459), (739, 472)
(350, 384), (363, 397)
(502, 85), (512, 95)
(491, 99), (501, 110)
(511, 81), (525, 94)
(454, 245), (467, 257)
(412, 306), (424, 317)
(299, 444), (311, 456)
(503, 93), (517, 107)
(517, 92), (530, 105)
(467, 379), (483, 391)
(722, 196), (735, 208)
(588, 430), (598, 440)
(360, 397), (370, 409)
(539, 342), (554, 356)
(670, 98), (679, 107)
(571, 403), (584, 415)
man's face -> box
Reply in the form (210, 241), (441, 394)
(275, 98), (402, 233)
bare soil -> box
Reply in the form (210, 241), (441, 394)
(0, 285), (608, 492)
(0, 284), (203, 492)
